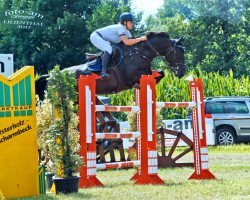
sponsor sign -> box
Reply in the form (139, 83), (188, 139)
(162, 118), (215, 146)
(119, 118), (215, 149)
(0, 66), (39, 198)
(119, 121), (133, 149)
(0, 54), (14, 77)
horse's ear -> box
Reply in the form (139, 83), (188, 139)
(176, 36), (184, 45)
(164, 32), (170, 38)
(145, 32), (154, 38)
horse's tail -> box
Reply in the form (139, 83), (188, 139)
(35, 74), (49, 101)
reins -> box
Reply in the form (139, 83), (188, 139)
(127, 39), (183, 68)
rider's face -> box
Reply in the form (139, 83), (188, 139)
(126, 21), (134, 30)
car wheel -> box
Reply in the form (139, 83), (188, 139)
(216, 128), (236, 145)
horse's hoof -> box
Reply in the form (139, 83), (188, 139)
(101, 74), (111, 80)
(133, 83), (140, 89)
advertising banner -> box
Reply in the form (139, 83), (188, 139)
(0, 54), (14, 77)
(0, 66), (39, 198)
(120, 118), (215, 149)
(162, 118), (215, 146)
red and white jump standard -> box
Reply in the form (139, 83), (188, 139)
(78, 73), (164, 188)
(155, 78), (216, 180)
(188, 78), (216, 179)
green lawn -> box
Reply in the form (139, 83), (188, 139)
(19, 144), (250, 200)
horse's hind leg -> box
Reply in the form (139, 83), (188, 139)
(35, 74), (49, 101)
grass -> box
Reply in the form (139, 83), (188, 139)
(16, 144), (250, 200)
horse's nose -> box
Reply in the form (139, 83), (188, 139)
(156, 69), (165, 77)
(176, 65), (186, 78)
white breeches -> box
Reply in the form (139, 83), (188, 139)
(90, 32), (112, 54)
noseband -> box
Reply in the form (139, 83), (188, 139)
(128, 39), (185, 73)
(145, 40), (185, 69)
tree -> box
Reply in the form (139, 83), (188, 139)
(0, 0), (147, 74)
(146, 0), (250, 77)
(0, 0), (100, 74)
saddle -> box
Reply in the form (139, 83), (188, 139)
(85, 52), (103, 61)
(85, 44), (123, 72)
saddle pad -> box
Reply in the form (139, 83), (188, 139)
(87, 58), (102, 72)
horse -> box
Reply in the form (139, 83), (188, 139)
(35, 32), (185, 100)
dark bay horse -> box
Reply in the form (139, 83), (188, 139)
(35, 32), (185, 99)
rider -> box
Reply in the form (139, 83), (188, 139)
(90, 12), (147, 80)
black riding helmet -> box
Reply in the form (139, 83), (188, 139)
(119, 12), (133, 24)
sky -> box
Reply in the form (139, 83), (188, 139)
(131, 0), (164, 21)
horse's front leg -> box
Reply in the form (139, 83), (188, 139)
(133, 82), (140, 89)
(154, 69), (165, 84)
(131, 68), (154, 89)
(130, 68), (150, 88)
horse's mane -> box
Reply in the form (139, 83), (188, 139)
(117, 32), (170, 48)
(145, 32), (170, 39)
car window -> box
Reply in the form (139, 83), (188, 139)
(226, 101), (249, 113)
(206, 102), (224, 114)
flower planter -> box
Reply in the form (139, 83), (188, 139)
(53, 176), (80, 194)
(45, 172), (54, 191)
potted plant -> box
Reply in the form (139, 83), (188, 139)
(46, 65), (82, 194)
(36, 93), (55, 191)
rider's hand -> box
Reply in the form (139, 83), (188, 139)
(140, 36), (147, 41)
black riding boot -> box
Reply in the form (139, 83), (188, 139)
(101, 51), (111, 80)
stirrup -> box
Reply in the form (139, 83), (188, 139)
(101, 73), (111, 80)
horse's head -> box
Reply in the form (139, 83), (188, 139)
(145, 32), (186, 78)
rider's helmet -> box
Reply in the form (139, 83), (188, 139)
(119, 12), (133, 24)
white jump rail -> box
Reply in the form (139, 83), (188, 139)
(95, 132), (141, 139)
(96, 160), (141, 170)
(95, 105), (140, 112)
(156, 102), (196, 108)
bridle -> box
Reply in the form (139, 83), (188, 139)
(128, 39), (185, 69)
(145, 40), (185, 69)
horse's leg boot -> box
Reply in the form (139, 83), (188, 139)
(101, 51), (111, 80)
(133, 83), (140, 89)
